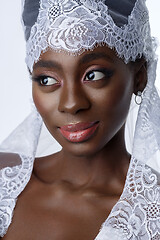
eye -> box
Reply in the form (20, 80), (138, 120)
(32, 75), (59, 86)
(85, 70), (113, 82)
(39, 76), (58, 86)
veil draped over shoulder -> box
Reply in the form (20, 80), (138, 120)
(0, 0), (160, 239)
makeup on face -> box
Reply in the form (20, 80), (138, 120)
(32, 50), (116, 86)
(32, 46), (134, 157)
(59, 121), (99, 143)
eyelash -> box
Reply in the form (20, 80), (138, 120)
(32, 75), (59, 86)
(32, 69), (113, 86)
(84, 69), (113, 82)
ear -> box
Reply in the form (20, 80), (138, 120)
(133, 59), (147, 95)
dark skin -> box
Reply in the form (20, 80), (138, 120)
(1, 46), (147, 240)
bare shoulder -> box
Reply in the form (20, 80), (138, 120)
(0, 152), (22, 170)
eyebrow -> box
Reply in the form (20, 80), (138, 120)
(79, 52), (114, 65)
(33, 60), (62, 71)
(33, 52), (114, 71)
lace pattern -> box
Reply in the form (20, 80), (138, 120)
(0, 0), (160, 238)
(0, 155), (34, 237)
(133, 60), (160, 163)
(0, 109), (42, 237)
(96, 157), (160, 239)
(25, 0), (153, 72)
(25, 0), (160, 168)
(1, 156), (160, 239)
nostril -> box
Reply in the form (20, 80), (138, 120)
(58, 89), (91, 114)
(58, 99), (91, 114)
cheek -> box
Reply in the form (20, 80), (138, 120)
(32, 86), (57, 119)
(108, 77), (133, 114)
(94, 74), (133, 131)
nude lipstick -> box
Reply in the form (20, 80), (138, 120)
(59, 121), (99, 143)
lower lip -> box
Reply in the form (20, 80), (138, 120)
(59, 123), (99, 143)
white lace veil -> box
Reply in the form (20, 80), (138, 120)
(1, 0), (160, 238)
(1, 0), (159, 168)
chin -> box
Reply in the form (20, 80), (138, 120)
(59, 137), (107, 158)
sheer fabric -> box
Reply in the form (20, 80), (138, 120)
(24, 0), (153, 72)
(1, 0), (160, 238)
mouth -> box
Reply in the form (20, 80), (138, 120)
(59, 121), (99, 143)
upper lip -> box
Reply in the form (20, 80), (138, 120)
(59, 121), (99, 132)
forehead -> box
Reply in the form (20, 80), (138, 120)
(33, 45), (125, 71)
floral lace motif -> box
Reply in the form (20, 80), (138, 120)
(1, 156), (160, 239)
(0, 155), (34, 237)
(25, 0), (153, 71)
(0, 0), (159, 238)
(96, 157), (160, 239)
(0, 108), (42, 237)
(25, 0), (160, 171)
(133, 61), (160, 164)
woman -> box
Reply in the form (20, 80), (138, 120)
(0, 0), (160, 239)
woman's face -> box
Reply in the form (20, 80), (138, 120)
(32, 46), (136, 157)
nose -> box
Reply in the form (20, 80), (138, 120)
(58, 83), (91, 114)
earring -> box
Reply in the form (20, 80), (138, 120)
(135, 91), (142, 105)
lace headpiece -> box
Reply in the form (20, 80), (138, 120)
(21, 0), (160, 164)
(1, 0), (160, 238)
(23, 0), (154, 72)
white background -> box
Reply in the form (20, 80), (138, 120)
(0, 0), (160, 144)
